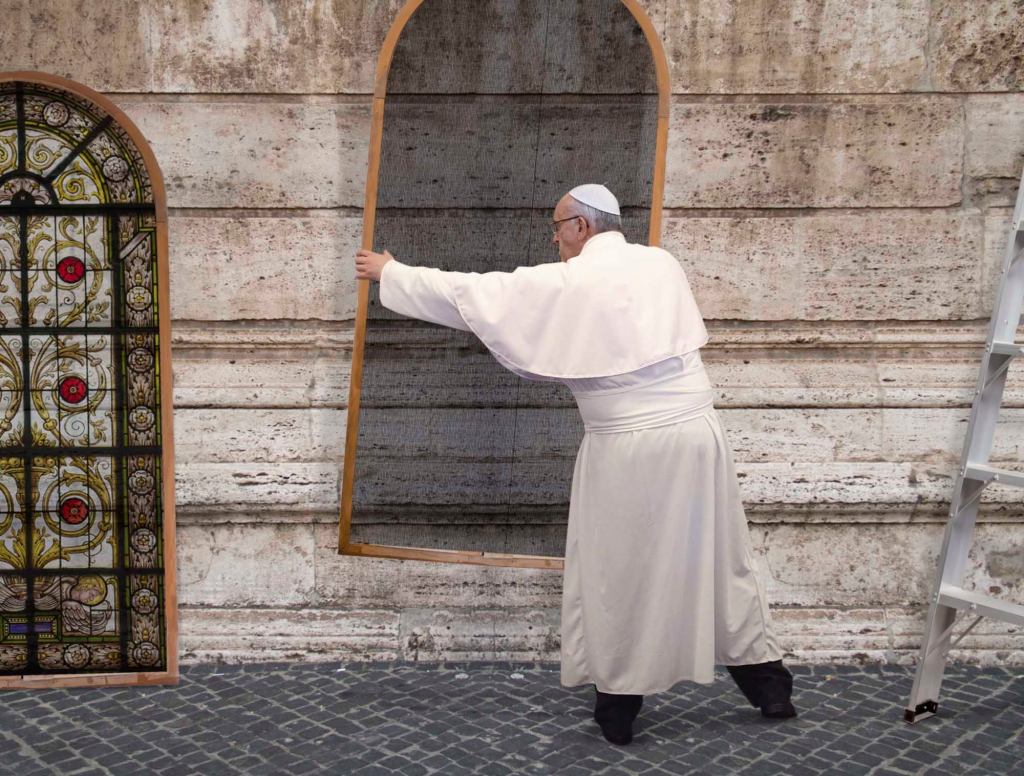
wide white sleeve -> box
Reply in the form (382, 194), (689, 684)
(378, 260), (474, 332)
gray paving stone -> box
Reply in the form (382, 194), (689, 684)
(0, 664), (1022, 775)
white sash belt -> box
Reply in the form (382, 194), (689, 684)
(573, 367), (716, 434)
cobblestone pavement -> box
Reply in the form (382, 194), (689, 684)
(0, 662), (1021, 775)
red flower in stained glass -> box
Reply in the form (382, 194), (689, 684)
(60, 497), (89, 525)
(56, 256), (86, 284)
(58, 376), (88, 404)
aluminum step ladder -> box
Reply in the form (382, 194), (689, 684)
(904, 167), (1024, 723)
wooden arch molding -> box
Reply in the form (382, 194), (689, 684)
(0, 71), (178, 688)
(340, 1), (671, 569)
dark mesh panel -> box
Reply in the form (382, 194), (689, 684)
(350, 0), (659, 557)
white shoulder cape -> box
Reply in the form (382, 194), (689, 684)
(383, 231), (709, 379)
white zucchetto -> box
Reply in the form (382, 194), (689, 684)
(568, 183), (621, 216)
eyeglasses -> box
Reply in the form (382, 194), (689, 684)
(551, 215), (584, 235)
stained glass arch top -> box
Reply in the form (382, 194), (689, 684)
(0, 73), (176, 685)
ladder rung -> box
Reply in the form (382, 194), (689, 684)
(938, 584), (1024, 627)
(990, 341), (1023, 357)
(963, 464), (1024, 488)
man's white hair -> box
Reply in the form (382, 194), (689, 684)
(570, 200), (622, 234)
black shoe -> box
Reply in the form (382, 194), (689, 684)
(594, 690), (643, 746)
(760, 701), (797, 719)
(597, 721), (632, 746)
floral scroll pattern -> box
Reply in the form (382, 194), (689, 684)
(0, 81), (165, 676)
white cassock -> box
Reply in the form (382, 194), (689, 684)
(378, 230), (783, 694)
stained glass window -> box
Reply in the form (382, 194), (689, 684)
(0, 79), (168, 676)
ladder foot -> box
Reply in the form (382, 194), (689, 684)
(904, 700), (938, 724)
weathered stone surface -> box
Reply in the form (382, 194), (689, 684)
(376, 97), (657, 210)
(177, 523), (316, 607)
(165, 209), (994, 324)
(0, 1), (150, 91)
(167, 207), (991, 323)
(770, 608), (892, 659)
(2, 1), (953, 97)
(386, 0), (549, 94)
(355, 408), (547, 459)
(758, 523), (1024, 607)
(983, 210), (1017, 304)
(0, 0), (405, 94)
(167, 322), (1024, 410)
(663, 0), (929, 93)
(355, 325), (567, 407)
(175, 462), (338, 513)
(885, 606), (1024, 665)
(148, 0), (405, 94)
(851, 356), (1024, 409)
(181, 604), (1024, 664)
(877, 408), (1024, 464)
(178, 605), (1023, 665)
(714, 350), (989, 408)
(377, 98), (543, 209)
(664, 211), (985, 319)
(736, 462), (957, 506)
(171, 340), (351, 409)
(665, 98), (963, 208)
(173, 459), (1024, 517)
(728, 408), (1024, 464)
(176, 408), (346, 463)
(175, 605), (1024, 664)
(179, 608), (400, 663)
(313, 525), (1024, 616)
(119, 98), (371, 208)
(5, 0), (1024, 669)
(400, 608), (560, 661)
(348, 522), (569, 557)
(387, 0), (657, 95)
(313, 526), (563, 608)
(357, 460), (964, 509)
(169, 214), (362, 321)
(176, 406), (1024, 467)
(779, 607), (1023, 664)
(931, 0), (1024, 92)
(965, 96), (1024, 209)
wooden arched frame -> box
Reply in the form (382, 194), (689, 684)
(339, 0), (671, 569)
(0, 71), (178, 688)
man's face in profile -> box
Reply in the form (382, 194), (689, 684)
(551, 193), (588, 262)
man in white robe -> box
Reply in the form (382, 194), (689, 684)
(354, 184), (796, 745)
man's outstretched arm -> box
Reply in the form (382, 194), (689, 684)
(354, 248), (473, 332)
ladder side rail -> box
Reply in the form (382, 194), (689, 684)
(989, 167), (1024, 347)
(989, 229), (1024, 346)
(939, 491), (984, 588)
(959, 361), (1012, 503)
(906, 563), (960, 719)
(1011, 167), (1024, 233)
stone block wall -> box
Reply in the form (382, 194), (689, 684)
(4, 0), (1024, 666)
